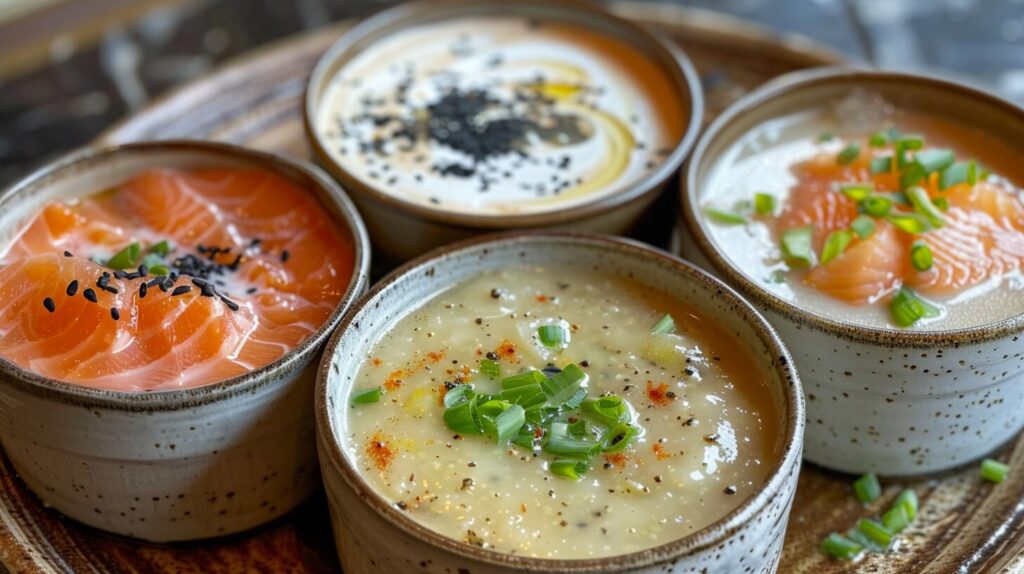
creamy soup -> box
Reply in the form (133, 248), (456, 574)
(342, 267), (780, 558)
(701, 96), (1024, 330)
(316, 16), (685, 216)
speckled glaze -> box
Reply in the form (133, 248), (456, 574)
(303, 0), (703, 262)
(0, 141), (370, 542)
(316, 233), (803, 573)
(679, 67), (1024, 476)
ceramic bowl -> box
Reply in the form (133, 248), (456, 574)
(304, 0), (703, 262)
(0, 141), (371, 542)
(316, 233), (803, 573)
(679, 66), (1024, 475)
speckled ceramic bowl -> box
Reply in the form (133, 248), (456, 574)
(316, 233), (803, 573)
(303, 0), (703, 262)
(679, 67), (1024, 476)
(0, 141), (370, 542)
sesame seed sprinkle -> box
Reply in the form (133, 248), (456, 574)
(66, 280), (78, 297)
(63, 251), (73, 257)
(42, 297), (55, 313)
(83, 288), (98, 303)
(110, 308), (120, 321)
(171, 285), (192, 297)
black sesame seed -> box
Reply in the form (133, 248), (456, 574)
(246, 287), (257, 294)
(138, 265), (148, 276)
(171, 286), (192, 296)
(83, 288), (98, 303)
(280, 250), (290, 263)
(148, 276), (165, 287)
(42, 297), (55, 313)
(63, 251), (73, 257)
(66, 280), (79, 297)
(724, 486), (737, 495)
(221, 296), (240, 311)
(110, 308), (120, 321)
(139, 282), (148, 298)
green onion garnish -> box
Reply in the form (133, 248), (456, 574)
(480, 359), (500, 379)
(850, 215), (876, 239)
(106, 242), (141, 270)
(540, 364), (588, 410)
(601, 422), (638, 452)
(886, 212), (932, 234)
(910, 241), (933, 271)
(543, 422), (600, 458)
(906, 186), (946, 228)
(981, 458), (1009, 483)
(351, 386), (383, 406)
(868, 132), (888, 147)
(705, 206), (747, 225)
(651, 314), (675, 335)
(581, 396), (630, 425)
(492, 403), (526, 444)
(900, 162), (926, 191)
(836, 143), (860, 165)
(550, 459), (589, 480)
(933, 197), (949, 211)
(869, 155), (893, 174)
(149, 240), (172, 257)
(499, 371), (546, 407)
(862, 195), (892, 217)
(895, 135), (924, 168)
(149, 264), (170, 276)
(894, 489), (918, 520)
(537, 325), (568, 348)
(443, 393), (484, 435)
(840, 183), (873, 201)
(853, 472), (881, 503)
(890, 287), (940, 327)
(939, 160), (978, 189)
(444, 383), (473, 408)
(820, 230), (852, 265)
(821, 532), (862, 560)
(781, 226), (815, 268)
(915, 149), (955, 174)
(818, 132), (835, 142)
(754, 193), (777, 215)
(882, 504), (911, 534)
(856, 518), (894, 549)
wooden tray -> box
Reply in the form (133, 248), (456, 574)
(2, 3), (1022, 572)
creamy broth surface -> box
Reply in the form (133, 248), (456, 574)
(702, 100), (1024, 330)
(317, 16), (684, 215)
(342, 267), (780, 558)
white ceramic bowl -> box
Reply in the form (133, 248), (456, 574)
(0, 141), (371, 541)
(316, 233), (804, 573)
(679, 67), (1024, 476)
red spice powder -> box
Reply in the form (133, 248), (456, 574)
(370, 358), (383, 367)
(383, 348), (448, 391)
(646, 381), (674, 406)
(652, 444), (671, 461)
(366, 431), (396, 471)
(384, 369), (405, 391)
(604, 452), (629, 468)
(494, 340), (517, 360)
(535, 294), (549, 303)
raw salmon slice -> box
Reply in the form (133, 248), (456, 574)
(805, 221), (910, 304)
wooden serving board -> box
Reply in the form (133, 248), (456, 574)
(1, 3), (1022, 572)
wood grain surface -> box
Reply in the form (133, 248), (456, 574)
(0, 3), (1020, 572)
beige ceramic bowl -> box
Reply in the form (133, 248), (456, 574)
(316, 233), (804, 573)
(679, 67), (1024, 475)
(0, 141), (370, 541)
(304, 0), (703, 262)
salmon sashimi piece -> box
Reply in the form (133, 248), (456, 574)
(778, 160), (860, 247)
(804, 221), (911, 304)
(0, 168), (354, 391)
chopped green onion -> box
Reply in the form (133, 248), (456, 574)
(567, 419), (591, 439)
(840, 183), (873, 201)
(651, 314), (675, 335)
(820, 230), (853, 265)
(894, 489), (918, 520)
(915, 149), (955, 174)
(149, 264), (170, 276)
(601, 422), (638, 452)
(882, 504), (911, 534)
(537, 325), (568, 348)
(540, 364), (588, 410)
(981, 458), (1009, 483)
(939, 160), (977, 189)
(754, 193), (777, 215)
(543, 422), (600, 457)
(895, 135), (924, 168)
(850, 215), (876, 239)
(837, 143), (860, 165)
(846, 529), (886, 553)
(480, 359), (500, 379)
(550, 459), (589, 480)
(818, 132), (835, 142)
(821, 532), (862, 560)
(869, 155), (893, 174)
(853, 472), (882, 503)
(106, 242), (141, 270)
(886, 212), (932, 234)
(444, 383), (474, 408)
(933, 197), (949, 211)
(868, 132), (888, 147)
(781, 226), (815, 268)
(492, 404), (526, 444)
(856, 518), (894, 548)
(910, 241), (933, 271)
(512, 424), (541, 449)
(705, 206), (746, 225)
(351, 387), (383, 405)
(900, 162), (926, 190)
(906, 187), (946, 228)
(500, 371), (546, 407)
(581, 396), (630, 425)
(444, 394), (484, 435)
(862, 195), (892, 217)
(890, 287), (940, 327)
(149, 240), (172, 257)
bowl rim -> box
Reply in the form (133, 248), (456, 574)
(314, 231), (804, 571)
(681, 65), (1024, 348)
(0, 140), (371, 411)
(302, 0), (704, 230)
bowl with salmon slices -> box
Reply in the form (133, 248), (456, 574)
(304, 0), (702, 262)
(0, 141), (369, 541)
(680, 67), (1024, 475)
(316, 233), (804, 573)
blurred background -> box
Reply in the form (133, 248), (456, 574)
(0, 0), (1021, 187)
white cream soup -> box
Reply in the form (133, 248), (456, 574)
(342, 267), (780, 558)
(316, 16), (685, 216)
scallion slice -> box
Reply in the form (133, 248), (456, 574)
(581, 396), (630, 425)
(540, 364), (588, 410)
(550, 459), (589, 480)
(932, 197), (949, 211)
(820, 230), (853, 265)
(754, 193), (777, 215)
(500, 370), (547, 407)
(939, 160), (977, 189)
(906, 186), (946, 228)
(868, 132), (888, 147)
(869, 155), (893, 174)
(651, 314), (675, 335)
(705, 206), (746, 225)
(899, 162), (926, 191)
(480, 358), (501, 379)
(981, 458), (1009, 483)
(894, 489), (918, 520)
(910, 241), (933, 271)
(492, 404), (526, 444)
(886, 212), (932, 234)
(836, 143), (860, 165)
(895, 135), (924, 168)
(444, 383), (474, 408)
(149, 240), (172, 257)
(444, 393), (484, 435)
(890, 287), (940, 327)
(781, 226), (815, 268)
(543, 422), (600, 457)
(850, 215), (876, 239)
(915, 149), (955, 174)
(821, 532), (862, 560)
(840, 183), (873, 201)
(853, 472), (882, 503)
(351, 387), (383, 406)
(149, 264), (170, 276)
(882, 504), (911, 534)
(106, 242), (142, 270)
(537, 325), (568, 348)
(601, 422), (638, 452)
(856, 518), (894, 548)
(862, 195), (892, 217)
